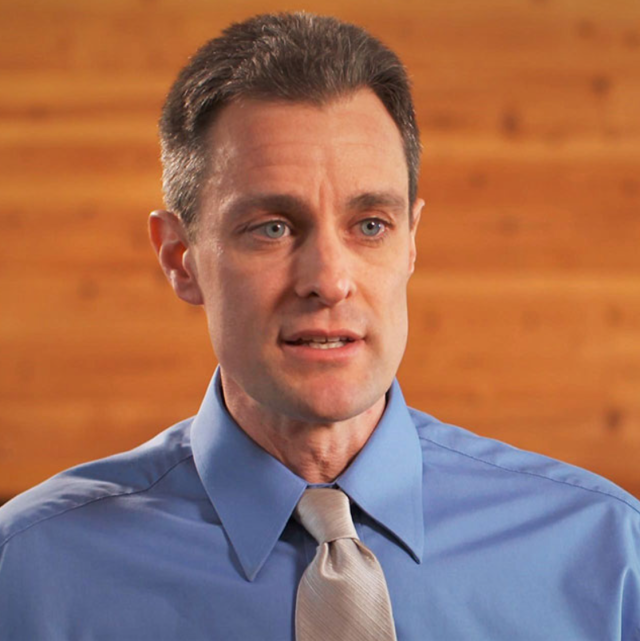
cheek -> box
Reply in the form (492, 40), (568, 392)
(210, 265), (281, 336)
(373, 261), (411, 307)
(384, 269), (411, 338)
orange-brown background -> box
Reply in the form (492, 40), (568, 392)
(1, 0), (639, 502)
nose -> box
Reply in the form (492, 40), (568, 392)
(293, 227), (356, 306)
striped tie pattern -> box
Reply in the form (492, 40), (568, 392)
(294, 488), (397, 641)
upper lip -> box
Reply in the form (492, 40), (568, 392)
(282, 329), (363, 343)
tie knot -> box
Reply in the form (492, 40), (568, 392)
(295, 488), (358, 544)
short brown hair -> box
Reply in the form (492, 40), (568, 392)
(160, 12), (421, 236)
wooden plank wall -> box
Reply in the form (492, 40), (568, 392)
(1, 0), (639, 501)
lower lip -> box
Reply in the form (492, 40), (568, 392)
(280, 339), (363, 362)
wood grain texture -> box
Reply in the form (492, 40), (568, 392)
(1, 0), (639, 499)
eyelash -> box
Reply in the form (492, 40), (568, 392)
(248, 218), (392, 242)
(358, 218), (390, 242)
(251, 220), (291, 240)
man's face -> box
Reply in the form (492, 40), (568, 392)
(190, 89), (422, 423)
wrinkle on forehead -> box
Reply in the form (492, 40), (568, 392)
(204, 89), (405, 175)
(197, 89), (409, 230)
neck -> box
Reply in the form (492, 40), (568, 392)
(220, 373), (386, 484)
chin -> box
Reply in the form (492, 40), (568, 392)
(279, 375), (386, 424)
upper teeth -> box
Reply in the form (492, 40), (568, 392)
(308, 341), (345, 349)
(297, 337), (349, 344)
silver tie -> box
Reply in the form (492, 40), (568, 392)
(294, 488), (398, 641)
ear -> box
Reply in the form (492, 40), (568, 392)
(148, 210), (204, 305)
(408, 198), (424, 276)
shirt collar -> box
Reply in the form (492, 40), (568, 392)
(336, 379), (424, 564)
(191, 368), (424, 581)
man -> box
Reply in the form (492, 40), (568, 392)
(1, 12), (638, 641)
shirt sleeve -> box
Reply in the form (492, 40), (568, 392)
(622, 512), (640, 641)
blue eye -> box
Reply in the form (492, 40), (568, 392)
(359, 219), (385, 237)
(259, 221), (289, 239)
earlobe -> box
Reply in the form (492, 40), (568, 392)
(408, 198), (424, 275)
(148, 210), (204, 305)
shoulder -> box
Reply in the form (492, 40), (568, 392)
(0, 418), (195, 549)
(408, 406), (640, 518)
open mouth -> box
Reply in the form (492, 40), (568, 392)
(286, 337), (356, 350)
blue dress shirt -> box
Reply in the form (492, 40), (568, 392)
(1, 369), (639, 640)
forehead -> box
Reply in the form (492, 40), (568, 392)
(201, 89), (409, 205)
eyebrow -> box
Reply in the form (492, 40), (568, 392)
(223, 194), (311, 222)
(346, 191), (408, 215)
(223, 190), (408, 223)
